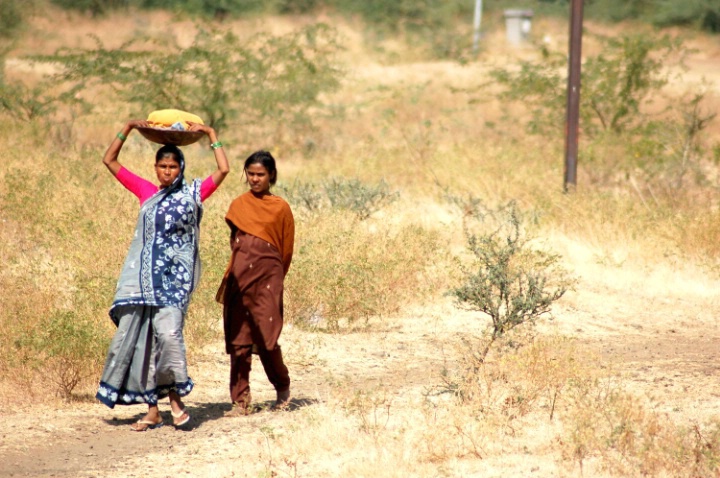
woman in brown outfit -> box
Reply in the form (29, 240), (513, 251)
(217, 150), (294, 415)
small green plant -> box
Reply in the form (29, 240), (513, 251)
(448, 200), (572, 362)
(15, 310), (108, 399)
(276, 178), (325, 214)
(323, 177), (398, 220)
(628, 91), (716, 194)
(345, 387), (393, 438)
(278, 177), (399, 220)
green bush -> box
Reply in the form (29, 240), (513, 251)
(652, 0), (720, 32)
(584, 0), (650, 22)
(27, 23), (342, 144)
(0, 80), (87, 124)
(278, 177), (399, 220)
(0, 0), (25, 39)
(485, 32), (719, 194)
(139, 0), (275, 18)
(13, 311), (108, 399)
(49, 0), (130, 16)
(489, 32), (682, 137)
(277, 0), (319, 14)
(448, 200), (572, 361)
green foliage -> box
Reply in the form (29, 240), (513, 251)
(277, 0), (319, 14)
(278, 177), (399, 220)
(15, 311), (108, 399)
(337, 0), (470, 34)
(323, 177), (398, 220)
(335, 0), (472, 59)
(139, 0), (275, 18)
(50, 0), (130, 16)
(490, 33), (682, 137)
(30, 24), (342, 136)
(583, 34), (680, 134)
(449, 200), (571, 361)
(625, 92), (716, 192)
(486, 32), (719, 195)
(0, 0), (25, 39)
(285, 212), (445, 332)
(0, 79), (88, 123)
(584, 0), (652, 22)
(652, 0), (720, 32)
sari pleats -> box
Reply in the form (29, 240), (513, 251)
(96, 305), (193, 408)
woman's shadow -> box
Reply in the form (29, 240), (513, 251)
(103, 396), (320, 431)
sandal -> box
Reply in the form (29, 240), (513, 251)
(130, 419), (163, 432)
(171, 408), (191, 427)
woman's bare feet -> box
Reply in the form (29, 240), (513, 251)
(272, 389), (291, 411)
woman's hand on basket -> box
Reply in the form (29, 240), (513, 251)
(187, 122), (214, 135)
(127, 119), (148, 129)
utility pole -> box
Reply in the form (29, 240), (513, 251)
(563, 0), (584, 191)
(472, 0), (483, 56)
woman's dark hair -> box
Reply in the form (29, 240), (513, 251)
(244, 150), (278, 185)
(155, 144), (183, 165)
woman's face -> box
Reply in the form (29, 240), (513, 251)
(246, 163), (272, 194)
(155, 156), (181, 189)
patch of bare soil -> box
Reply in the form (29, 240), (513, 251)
(2, 251), (720, 478)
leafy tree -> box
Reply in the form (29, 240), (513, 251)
(488, 33), (683, 137)
(30, 24), (342, 132)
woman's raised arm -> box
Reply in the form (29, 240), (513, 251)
(103, 120), (148, 177)
(187, 122), (230, 187)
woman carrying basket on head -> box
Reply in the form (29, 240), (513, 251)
(96, 118), (229, 431)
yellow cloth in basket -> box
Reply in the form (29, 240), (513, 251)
(147, 109), (204, 129)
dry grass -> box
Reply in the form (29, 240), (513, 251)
(3, 5), (720, 477)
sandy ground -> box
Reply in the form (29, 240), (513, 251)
(3, 9), (720, 478)
(2, 248), (720, 477)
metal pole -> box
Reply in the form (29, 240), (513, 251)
(472, 0), (483, 56)
(563, 0), (584, 191)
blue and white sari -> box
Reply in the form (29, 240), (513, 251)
(97, 153), (203, 408)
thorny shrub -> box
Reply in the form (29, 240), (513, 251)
(448, 199), (572, 362)
(26, 23), (343, 145)
(278, 177), (399, 220)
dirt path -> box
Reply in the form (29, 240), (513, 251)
(0, 315), (451, 478)
(3, 259), (720, 478)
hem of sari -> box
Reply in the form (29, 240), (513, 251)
(96, 378), (194, 409)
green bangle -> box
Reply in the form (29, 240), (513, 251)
(210, 141), (223, 150)
(116, 132), (127, 142)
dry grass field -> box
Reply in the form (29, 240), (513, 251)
(2, 6), (720, 478)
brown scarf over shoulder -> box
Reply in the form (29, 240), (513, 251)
(216, 190), (295, 303)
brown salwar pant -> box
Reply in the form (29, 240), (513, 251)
(223, 231), (290, 404)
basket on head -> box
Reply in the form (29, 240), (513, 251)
(137, 109), (205, 146)
(136, 127), (204, 146)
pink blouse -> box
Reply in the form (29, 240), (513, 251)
(116, 167), (218, 204)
